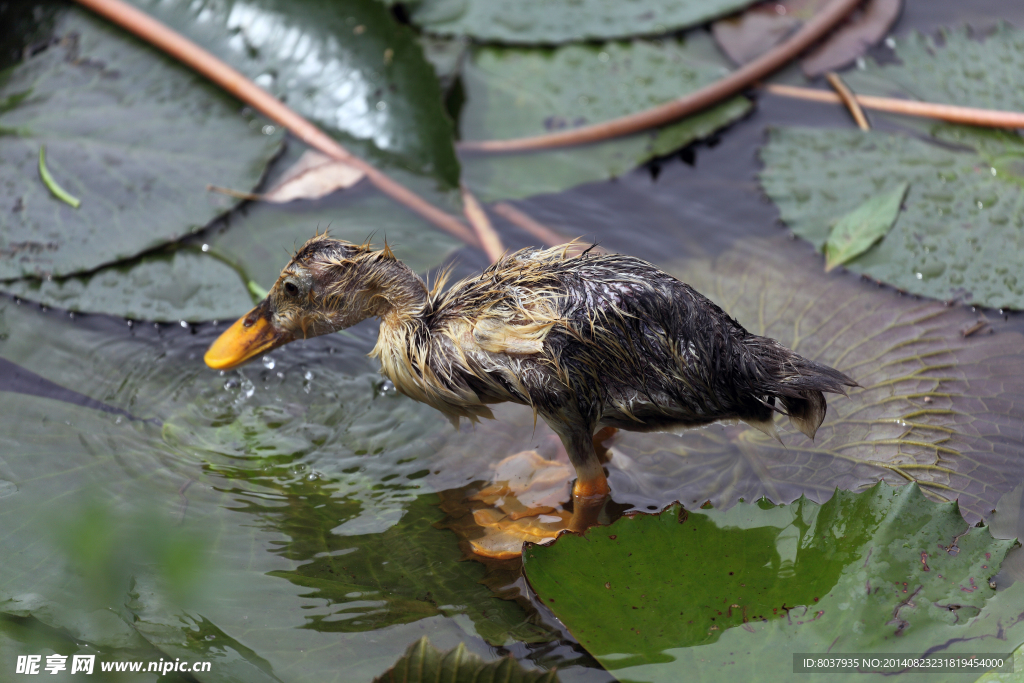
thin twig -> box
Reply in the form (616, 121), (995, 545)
(457, 0), (862, 153)
(207, 184), (262, 201)
(460, 185), (505, 262)
(765, 83), (1024, 128)
(825, 71), (870, 130)
(491, 202), (606, 254)
(73, 0), (479, 248)
(491, 202), (570, 247)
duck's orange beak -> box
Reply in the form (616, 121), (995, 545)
(204, 302), (294, 371)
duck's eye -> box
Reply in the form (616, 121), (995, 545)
(284, 282), (299, 296)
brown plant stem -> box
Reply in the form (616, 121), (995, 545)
(73, 0), (479, 248)
(825, 71), (870, 130)
(491, 203), (605, 254)
(460, 185), (505, 262)
(765, 83), (1024, 129)
(457, 0), (862, 153)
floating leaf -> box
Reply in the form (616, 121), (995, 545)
(2, 146), (463, 322)
(0, 9), (282, 279)
(127, 0), (459, 185)
(823, 181), (907, 271)
(800, 0), (902, 76)
(2, 249), (253, 322)
(407, 0), (759, 44)
(373, 637), (559, 683)
(524, 484), (1023, 682)
(761, 126), (1024, 309)
(460, 36), (751, 201)
(712, 0), (902, 76)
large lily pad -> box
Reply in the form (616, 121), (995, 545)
(761, 125), (1024, 309)
(2, 144), (464, 322)
(0, 8), (282, 280)
(530, 226), (1024, 527)
(761, 24), (1024, 309)
(128, 0), (459, 184)
(406, 0), (760, 44)
(460, 36), (751, 202)
(524, 485), (1024, 682)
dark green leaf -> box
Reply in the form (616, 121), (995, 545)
(524, 484), (1023, 681)
(460, 36), (751, 201)
(407, 0), (760, 44)
(127, 0), (459, 185)
(761, 126), (1024, 309)
(0, 9), (283, 280)
(2, 146), (463, 322)
(373, 637), (558, 683)
(823, 181), (907, 271)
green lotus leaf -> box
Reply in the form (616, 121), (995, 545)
(523, 484), (1023, 682)
(761, 24), (1024, 309)
(460, 36), (751, 202)
(823, 181), (908, 271)
(126, 0), (459, 185)
(2, 145), (463, 322)
(0, 8), (282, 280)
(373, 637), (559, 683)
(405, 0), (760, 44)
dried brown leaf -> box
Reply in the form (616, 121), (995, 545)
(262, 150), (365, 203)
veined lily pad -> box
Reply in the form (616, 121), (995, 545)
(127, 0), (459, 184)
(0, 8), (282, 280)
(460, 36), (751, 202)
(761, 24), (1024, 309)
(524, 484), (1023, 682)
(406, 0), (760, 44)
(761, 126), (1024, 309)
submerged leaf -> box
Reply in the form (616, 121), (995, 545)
(407, 0), (759, 44)
(374, 637), (559, 683)
(823, 181), (907, 271)
(712, 0), (901, 75)
(460, 36), (751, 201)
(524, 484), (1023, 681)
(0, 9), (282, 280)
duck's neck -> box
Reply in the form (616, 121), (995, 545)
(364, 257), (429, 326)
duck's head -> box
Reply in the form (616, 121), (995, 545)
(204, 234), (414, 371)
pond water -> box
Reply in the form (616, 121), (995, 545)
(2, 1), (1024, 681)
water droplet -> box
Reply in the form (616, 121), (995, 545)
(375, 101), (387, 111)
(884, 36), (896, 49)
(990, 167), (998, 176)
(378, 379), (396, 397)
(915, 272), (923, 280)
(261, 125), (276, 135)
(202, 243), (210, 252)
(263, 355), (276, 370)
(304, 370), (314, 381)
(180, 320), (189, 328)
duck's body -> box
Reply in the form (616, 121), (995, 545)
(206, 236), (855, 515)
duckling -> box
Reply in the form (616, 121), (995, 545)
(205, 235), (855, 529)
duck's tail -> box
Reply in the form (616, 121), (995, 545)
(745, 341), (858, 440)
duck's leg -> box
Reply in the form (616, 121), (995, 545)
(550, 423), (610, 532)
